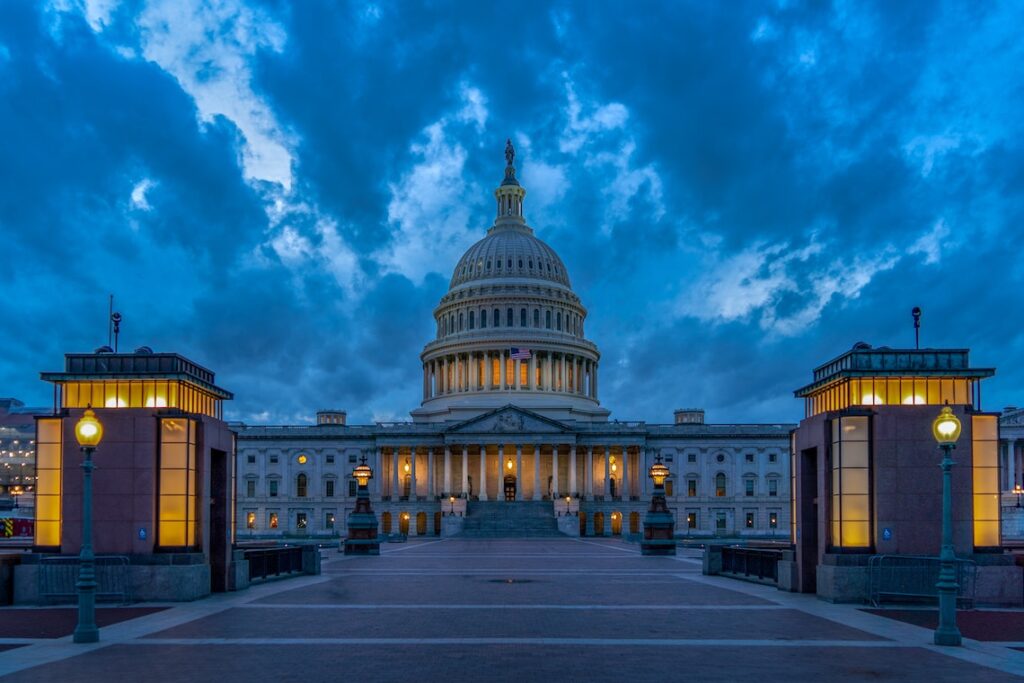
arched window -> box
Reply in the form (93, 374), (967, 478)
(519, 258), (523, 268)
(533, 309), (540, 327)
(494, 308), (500, 327)
(297, 473), (308, 498)
(520, 308), (527, 327)
(545, 310), (552, 329)
(529, 259), (534, 269)
(469, 311), (475, 329)
(715, 473), (727, 497)
(459, 313), (464, 331)
(481, 310), (487, 328)
(507, 258), (512, 268)
(507, 308), (513, 326)
(486, 259), (491, 270)
(556, 312), (562, 330)
(496, 258), (502, 269)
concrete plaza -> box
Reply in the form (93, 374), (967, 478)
(0, 538), (1022, 681)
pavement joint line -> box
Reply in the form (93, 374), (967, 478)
(124, 637), (908, 647)
(571, 538), (640, 554)
(235, 603), (787, 610)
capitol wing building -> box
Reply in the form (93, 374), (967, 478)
(235, 145), (794, 539)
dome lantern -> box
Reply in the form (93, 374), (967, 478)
(494, 139), (526, 223)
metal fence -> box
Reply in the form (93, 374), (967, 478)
(245, 545), (304, 582)
(868, 555), (977, 608)
(38, 556), (131, 604)
(721, 546), (783, 583)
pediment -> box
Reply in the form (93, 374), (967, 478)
(1001, 409), (1024, 427)
(445, 405), (572, 435)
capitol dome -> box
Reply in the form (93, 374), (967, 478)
(411, 141), (609, 423)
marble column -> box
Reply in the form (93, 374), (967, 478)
(461, 446), (469, 496)
(444, 446), (452, 495)
(569, 445), (577, 497)
(469, 353), (477, 391)
(515, 445), (523, 500)
(561, 354), (568, 393)
(621, 446), (629, 500)
(454, 354), (461, 392)
(604, 448), (611, 498)
(375, 447), (384, 498)
(498, 444), (506, 497)
(500, 350), (506, 389)
(427, 448), (435, 497)
(422, 364), (428, 400)
(533, 445), (541, 501)
(479, 445), (488, 501)
(1008, 440), (1018, 490)
(552, 446), (560, 497)
(391, 448), (399, 500)
(585, 446), (593, 499)
(593, 363), (599, 400)
(410, 447), (418, 499)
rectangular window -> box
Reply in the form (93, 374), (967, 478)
(745, 453), (754, 463)
(297, 512), (308, 530)
(159, 418), (197, 548)
(34, 418), (63, 548)
(687, 453), (696, 463)
(269, 480), (279, 497)
(769, 479), (778, 496)
(269, 512), (278, 529)
(715, 511), (727, 530)
(349, 479), (357, 497)
(326, 479), (335, 497)
(687, 512), (697, 529)
(326, 454), (335, 464)
(664, 454), (673, 463)
(687, 479), (696, 497)
(972, 414), (1000, 548)
(246, 511), (256, 529)
(247, 454), (255, 464)
(348, 454), (357, 463)
(745, 480), (754, 496)
(325, 512), (336, 530)
(769, 512), (778, 529)
(769, 452), (777, 463)
(831, 416), (871, 549)
(246, 480), (255, 498)
(270, 454), (279, 464)
(745, 512), (755, 528)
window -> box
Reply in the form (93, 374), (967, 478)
(325, 512), (335, 530)
(769, 512), (778, 529)
(269, 454), (279, 464)
(716, 511), (727, 530)
(325, 479), (335, 497)
(520, 308), (527, 327)
(768, 479), (778, 496)
(349, 479), (357, 497)
(269, 512), (279, 529)
(745, 453), (754, 463)
(246, 511), (256, 529)
(348, 454), (357, 463)
(556, 312), (562, 330)
(459, 313), (464, 331)
(745, 512), (755, 528)
(519, 259), (523, 268)
(545, 310), (552, 329)
(326, 454), (335, 464)
(769, 452), (777, 463)
(745, 479), (754, 497)
(269, 480), (279, 497)
(246, 453), (255, 464)
(481, 310), (486, 328)
(297, 473), (308, 498)
(687, 453), (696, 463)
(507, 308), (513, 326)
(471, 311), (476, 329)
(246, 480), (255, 498)
(715, 473), (726, 497)
(687, 478), (697, 497)
(687, 512), (697, 529)
(494, 308), (500, 327)
(297, 512), (308, 529)
(533, 309), (540, 327)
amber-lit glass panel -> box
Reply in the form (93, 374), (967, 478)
(159, 418), (197, 548)
(972, 415), (1000, 547)
(830, 415), (871, 548)
(491, 358), (500, 387)
(536, 363), (542, 389)
(520, 362), (528, 387)
(506, 358), (514, 387)
(35, 418), (63, 548)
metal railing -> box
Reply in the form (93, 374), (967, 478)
(721, 546), (783, 583)
(245, 545), (304, 582)
(868, 555), (976, 608)
(38, 556), (131, 604)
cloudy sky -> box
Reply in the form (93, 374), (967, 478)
(1, 1), (1021, 425)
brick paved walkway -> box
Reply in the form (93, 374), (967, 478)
(0, 538), (1022, 681)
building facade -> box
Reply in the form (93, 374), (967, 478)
(235, 144), (793, 540)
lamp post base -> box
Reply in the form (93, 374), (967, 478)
(933, 627), (962, 647)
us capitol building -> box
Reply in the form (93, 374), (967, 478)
(235, 143), (794, 539)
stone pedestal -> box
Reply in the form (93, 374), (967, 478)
(344, 488), (380, 556)
(641, 491), (675, 556)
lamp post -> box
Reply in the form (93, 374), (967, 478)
(641, 454), (675, 556)
(932, 405), (962, 647)
(344, 456), (379, 555)
(1014, 484), (1023, 509)
(73, 408), (103, 644)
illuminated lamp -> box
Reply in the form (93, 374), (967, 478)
(352, 457), (373, 487)
(649, 456), (670, 488)
(932, 404), (962, 647)
(932, 406), (962, 446)
(403, 459), (411, 474)
(506, 457), (514, 471)
(610, 456), (617, 473)
(74, 408), (103, 448)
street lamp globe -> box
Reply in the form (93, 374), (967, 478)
(932, 406), (961, 446)
(75, 408), (104, 448)
(352, 457), (373, 487)
(649, 455), (670, 487)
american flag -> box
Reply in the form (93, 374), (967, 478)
(510, 347), (531, 360)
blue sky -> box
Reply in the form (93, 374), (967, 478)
(1, 1), (1021, 425)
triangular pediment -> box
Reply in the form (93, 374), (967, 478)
(444, 405), (573, 435)
(1001, 408), (1024, 427)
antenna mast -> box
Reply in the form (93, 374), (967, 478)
(912, 307), (921, 349)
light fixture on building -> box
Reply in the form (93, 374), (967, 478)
(404, 459), (411, 474)
(506, 457), (514, 471)
(610, 456), (617, 473)
(297, 454), (308, 465)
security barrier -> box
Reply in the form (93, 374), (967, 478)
(38, 556), (131, 604)
(868, 555), (976, 608)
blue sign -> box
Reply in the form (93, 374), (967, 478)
(138, 527), (148, 540)
(882, 527), (892, 541)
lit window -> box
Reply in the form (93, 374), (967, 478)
(769, 513), (778, 529)
(325, 513), (335, 530)
(745, 512), (755, 528)
(297, 512), (308, 529)
(246, 511), (256, 529)
(269, 512), (279, 529)
(687, 512), (697, 529)
(715, 473), (727, 497)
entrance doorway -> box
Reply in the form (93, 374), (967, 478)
(798, 447), (819, 593)
(504, 475), (517, 501)
(416, 512), (427, 535)
(629, 511), (640, 534)
(611, 511), (622, 535)
(579, 511), (587, 536)
(381, 511), (392, 533)
(433, 511), (442, 536)
(399, 512), (410, 536)
(593, 511), (605, 536)
(209, 449), (229, 593)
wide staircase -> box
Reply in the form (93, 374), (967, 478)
(459, 501), (563, 538)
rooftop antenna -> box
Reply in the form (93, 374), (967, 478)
(108, 295), (123, 353)
(912, 306), (921, 349)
